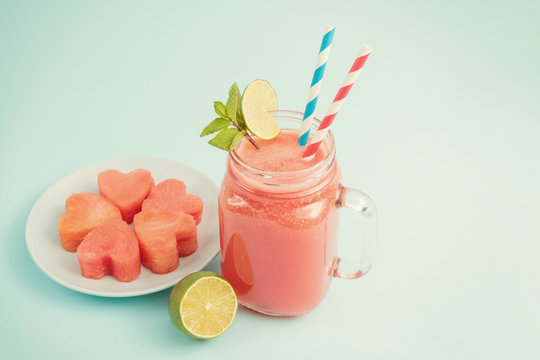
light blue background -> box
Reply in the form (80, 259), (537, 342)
(1, 1), (539, 359)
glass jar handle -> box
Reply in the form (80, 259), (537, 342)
(333, 185), (378, 279)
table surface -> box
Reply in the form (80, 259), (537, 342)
(1, 1), (539, 359)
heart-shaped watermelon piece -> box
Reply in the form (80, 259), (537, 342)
(58, 192), (122, 252)
(98, 169), (155, 223)
(142, 179), (203, 224)
(77, 218), (141, 282)
(133, 210), (197, 274)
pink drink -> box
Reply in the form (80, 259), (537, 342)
(219, 130), (341, 316)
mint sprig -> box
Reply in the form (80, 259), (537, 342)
(200, 82), (260, 151)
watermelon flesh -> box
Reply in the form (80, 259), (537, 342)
(77, 218), (141, 282)
(58, 192), (122, 252)
(133, 210), (197, 274)
(177, 232), (198, 258)
(142, 179), (203, 224)
(98, 169), (155, 223)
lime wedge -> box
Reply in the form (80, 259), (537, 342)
(168, 271), (238, 339)
(241, 79), (280, 140)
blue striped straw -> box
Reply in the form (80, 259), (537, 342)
(298, 25), (336, 146)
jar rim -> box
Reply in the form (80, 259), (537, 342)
(228, 110), (336, 181)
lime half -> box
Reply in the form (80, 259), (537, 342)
(241, 79), (280, 140)
(168, 271), (238, 339)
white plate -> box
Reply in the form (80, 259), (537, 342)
(25, 157), (220, 297)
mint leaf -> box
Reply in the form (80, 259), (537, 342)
(235, 84), (246, 128)
(214, 101), (228, 118)
(229, 130), (245, 151)
(226, 82), (241, 124)
(200, 118), (231, 137)
(236, 104), (246, 129)
(208, 128), (241, 150)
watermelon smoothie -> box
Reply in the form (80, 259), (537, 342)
(219, 112), (342, 316)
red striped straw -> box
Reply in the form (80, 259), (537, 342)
(303, 45), (372, 158)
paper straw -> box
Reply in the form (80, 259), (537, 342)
(303, 45), (372, 158)
(297, 25), (336, 146)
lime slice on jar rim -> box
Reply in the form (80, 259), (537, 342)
(241, 79), (280, 140)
